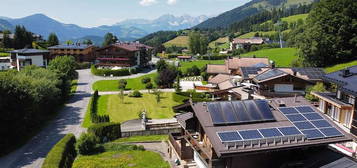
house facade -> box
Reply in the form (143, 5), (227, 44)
(9, 49), (50, 71)
(95, 42), (153, 69)
(169, 97), (352, 168)
(312, 66), (357, 142)
(48, 44), (96, 62)
(230, 37), (268, 50)
(206, 57), (270, 75)
(0, 57), (11, 70)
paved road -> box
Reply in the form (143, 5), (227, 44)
(0, 69), (156, 168)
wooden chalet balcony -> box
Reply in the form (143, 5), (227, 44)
(169, 133), (193, 160)
(184, 130), (212, 161)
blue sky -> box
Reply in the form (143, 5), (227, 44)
(0, 0), (250, 27)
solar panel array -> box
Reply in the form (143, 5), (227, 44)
(241, 67), (262, 79)
(217, 126), (304, 143)
(279, 106), (343, 140)
(207, 100), (275, 125)
(255, 69), (286, 82)
(292, 68), (326, 80)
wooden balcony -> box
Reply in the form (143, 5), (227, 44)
(169, 133), (193, 160)
(184, 130), (212, 160)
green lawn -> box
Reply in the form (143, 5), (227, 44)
(180, 60), (225, 72)
(209, 37), (230, 50)
(0, 52), (9, 57)
(281, 14), (308, 23)
(92, 73), (157, 91)
(114, 135), (168, 143)
(164, 36), (189, 48)
(73, 150), (169, 168)
(324, 60), (357, 73)
(98, 93), (179, 123)
(241, 48), (298, 67)
(238, 31), (277, 38)
(70, 80), (78, 94)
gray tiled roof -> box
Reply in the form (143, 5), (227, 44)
(9, 48), (49, 54)
(48, 44), (92, 49)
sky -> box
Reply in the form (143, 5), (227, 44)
(0, 0), (250, 27)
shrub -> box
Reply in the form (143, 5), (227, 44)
(141, 77), (151, 84)
(91, 65), (131, 77)
(305, 83), (327, 101)
(88, 122), (121, 142)
(145, 82), (153, 90)
(129, 68), (137, 74)
(76, 62), (91, 69)
(76, 133), (98, 155)
(173, 92), (209, 103)
(130, 90), (142, 97)
(42, 134), (77, 168)
(90, 91), (110, 123)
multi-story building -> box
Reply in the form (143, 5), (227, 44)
(312, 66), (357, 153)
(170, 97), (352, 168)
(9, 49), (50, 71)
(48, 44), (96, 62)
(95, 42), (153, 69)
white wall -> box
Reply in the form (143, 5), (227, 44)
(17, 55), (44, 67)
(0, 62), (11, 70)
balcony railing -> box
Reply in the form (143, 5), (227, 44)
(169, 133), (194, 160)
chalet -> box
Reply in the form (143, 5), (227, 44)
(169, 97), (352, 168)
(9, 49), (50, 71)
(206, 57), (270, 75)
(230, 37), (268, 50)
(177, 55), (192, 62)
(95, 42), (153, 69)
(312, 66), (357, 154)
(48, 44), (96, 62)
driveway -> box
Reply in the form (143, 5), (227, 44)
(0, 68), (156, 168)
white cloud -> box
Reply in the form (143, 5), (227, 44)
(139, 0), (157, 6)
(167, 0), (177, 5)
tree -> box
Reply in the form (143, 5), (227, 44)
(297, 0), (357, 66)
(83, 39), (93, 45)
(156, 59), (168, 72)
(155, 66), (178, 88)
(76, 133), (98, 155)
(118, 90), (125, 104)
(175, 76), (181, 93)
(1, 30), (12, 48)
(146, 82), (153, 93)
(47, 33), (59, 46)
(65, 40), (73, 45)
(103, 33), (118, 46)
(305, 83), (327, 101)
(13, 25), (33, 49)
(118, 79), (127, 90)
(153, 88), (162, 103)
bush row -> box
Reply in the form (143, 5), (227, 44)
(76, 62), (92, 70)
(198, 55), (230, 60)
(90, 91), (110, 123)
(173, 92), (210, 103)
(42, 134), (77, 168)
(91, 65), (132, 77)
(88, 122), (121, 143)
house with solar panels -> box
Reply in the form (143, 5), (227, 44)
(312, 66), (357, 155)
(48, 43), (96, 62)
(169, 97), (352, 168)
(95, 42), (153, 69)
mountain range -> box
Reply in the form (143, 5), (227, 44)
(195, 0), (315, 29)
(0, 14), (208, 44)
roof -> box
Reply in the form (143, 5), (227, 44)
(48, 44), (93, 50)
(183, 97), (352, 157)
(240, 67), (265, 79)
(9, 48), (49, 54)
(207, 64), (229, 74)
(232, 37), (265, 45)
(208, 74), (231, 84)
(226, 57), (270, 69)
(218, 80), (236, 90)
(320, 157), (357, 168)
(323, 66), (357, 97)
(97, 42), (153, 52)
(291, 68), (326, 81)
(253, 68), (288, 83)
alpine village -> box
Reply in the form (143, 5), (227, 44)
(0, 0), (356, 168)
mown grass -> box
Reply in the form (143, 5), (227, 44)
(114, 135), (168, 143)
(164, 36), (189, 48)
(241, 48), (298, 67)
(209, 37), (230, 50)
(324, 60), (357, 73)
(98, 93), (179, 123)
(92, 73), (157, 92)
(72, 149), (169, 168)
(179, 60), (225, 72)
(238, 31), (277, 38)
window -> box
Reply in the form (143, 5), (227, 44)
(319, 100), (325, 112)
(332, 106), (340, 121)
(337, 90), (341, 99)
(348, 95), (355, 105)
(344, 111), (352, 128)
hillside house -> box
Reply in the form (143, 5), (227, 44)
(206, 57), (270, 75)
(312, 66), (357, 155)
(95, 42), (153, 69)
(230, 37), (268, 50)
(48, 44), (96, 62)
(9, 49), (50, 71)
(169, 97), (352, 168)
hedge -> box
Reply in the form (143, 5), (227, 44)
(91, 65), (131, 77)
(88, 122), (121, 142)
(90, 91), (110, 123)
(42, 134), (77, 168)
(76, 62), (91, 70)
(173, 92), (210, 103)
(198, 55), (230, 60)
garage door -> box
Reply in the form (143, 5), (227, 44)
(274, 84), (293, 92)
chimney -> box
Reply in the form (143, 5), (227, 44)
(270, 60), (275, 69)
(342, 68), (351, 77)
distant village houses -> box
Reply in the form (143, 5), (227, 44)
(230, 37), (269, 50)
(48, 43), (97, 62)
